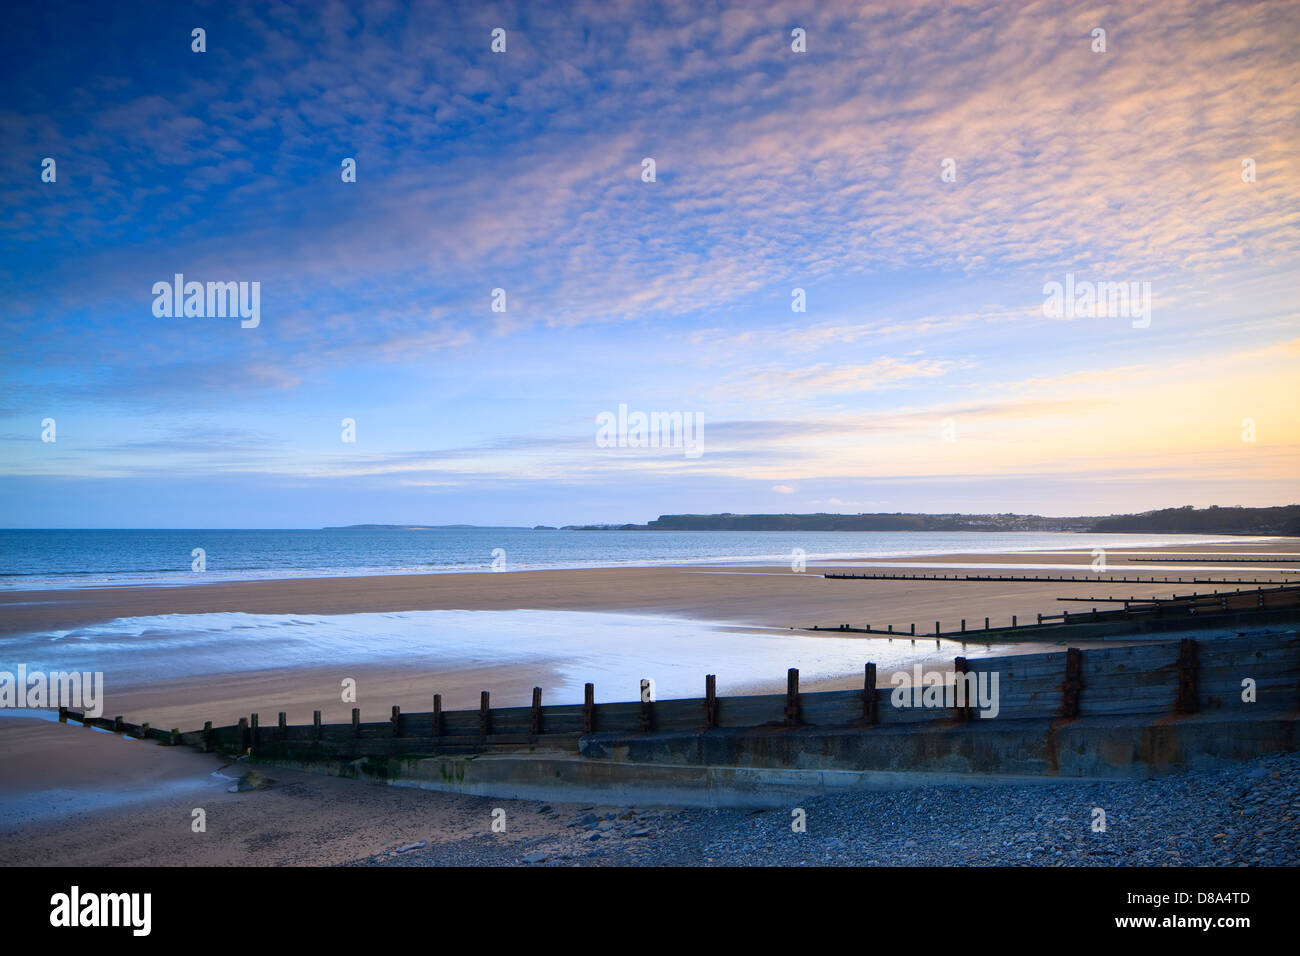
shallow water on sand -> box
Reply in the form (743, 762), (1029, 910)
(1, 608), (1019, 702)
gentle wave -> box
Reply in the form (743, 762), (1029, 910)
(0, 528), (1267, 591)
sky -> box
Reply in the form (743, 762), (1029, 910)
(1, 0), (1297, 528)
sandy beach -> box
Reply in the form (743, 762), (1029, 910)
(7, 540), (1297, 637)
(2, 538), (1297, 865)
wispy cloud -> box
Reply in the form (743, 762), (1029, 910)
(1, 0), (1297, 524)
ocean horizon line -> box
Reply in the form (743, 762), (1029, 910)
(0, 528), (1277, 593)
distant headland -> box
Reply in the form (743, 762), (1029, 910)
(560, 505), (1300, 535)
(324, 506), (1300, 535)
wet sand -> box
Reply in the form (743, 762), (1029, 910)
(1, 717), (585, 867)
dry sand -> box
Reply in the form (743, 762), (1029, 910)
(2, 538), (1296, 865)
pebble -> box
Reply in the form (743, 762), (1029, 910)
(367, 751), (1300, 867)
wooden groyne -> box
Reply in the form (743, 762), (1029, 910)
(1059, 584), (1300, 603)
(1127, 556), (1297, 564)
(809, 583), (1300, 639)
(56, 623), (1300, 771)
(823, 570), (1290, 585)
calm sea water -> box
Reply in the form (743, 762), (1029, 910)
(3, 608), (1024, 700)
(0, 528), (1253, 590)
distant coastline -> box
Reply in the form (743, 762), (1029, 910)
(564, 505), (1300, 536)
(319, 505), (1300, 537)
(322, 524), (531, 531)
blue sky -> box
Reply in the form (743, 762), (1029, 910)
(2, 0), (1297, 528)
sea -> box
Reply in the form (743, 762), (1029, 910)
(0, 527), (1257, 591)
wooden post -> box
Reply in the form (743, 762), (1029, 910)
(639, 679), (654, 733)
(203, 720), (213, 753)
(704, 674), (717, 729)
(530, 686), (542, 742)
(140, 722), (150, 739)
(935, 621), (940, 636)
(863, 663), (878, 725)
(278, 711), (287, 740)
(1012, 615), (1017, 628)
(954, 657), (972, 721)
(237, 716), (249, 751)
(432, 694), (443, 737)
(479, 691), (491, 736)
(784, 668), (800, 727)
(1175, 638), (1199, 714)
(910, 623), (915, 635)
(582, 683), (595, 734)
(391, 705), (401, 737)
(313, 710), (321, 740)
(1060, 647), (1083, 719)
(984, 617), (989, 630)
(250, 713), (259, 747)
(961, 619), (966, 632)
(351, 707), (360, 737)
(57, 706), (67, 723)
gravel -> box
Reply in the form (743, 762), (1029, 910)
(362, 750), (1300, 867)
